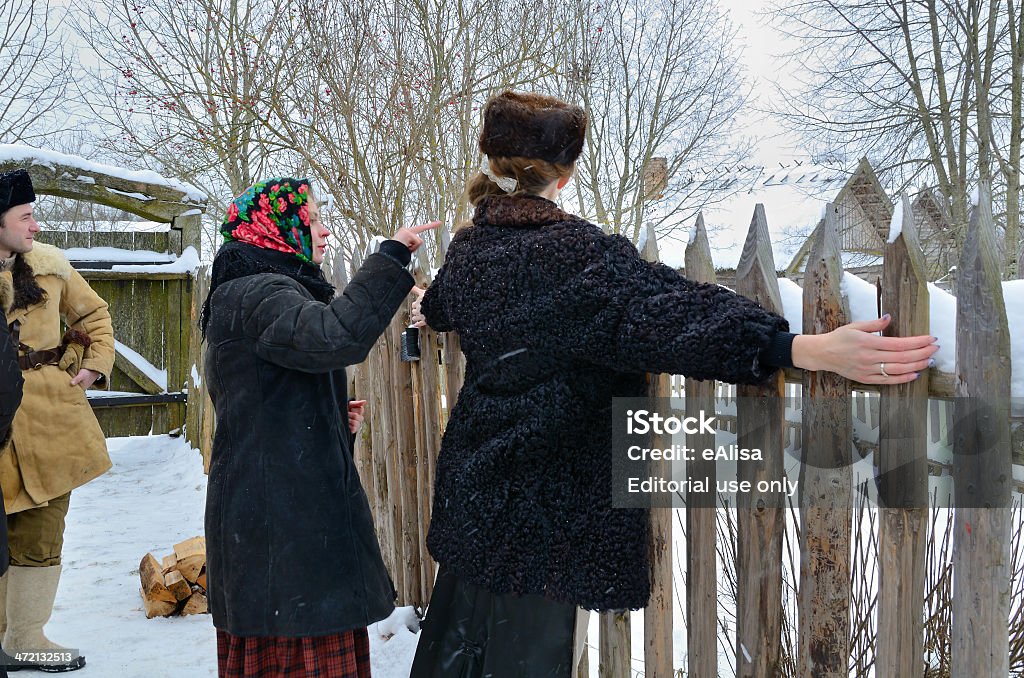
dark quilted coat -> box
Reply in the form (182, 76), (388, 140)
(421, 194), (790, 611)
(203, 251), (413, 636)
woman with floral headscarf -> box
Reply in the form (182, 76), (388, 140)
(201, 177), (437, 677)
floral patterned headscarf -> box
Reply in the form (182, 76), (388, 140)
(220, 177), (315, 263)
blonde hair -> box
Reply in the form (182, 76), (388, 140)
(465, 156), (574, 208)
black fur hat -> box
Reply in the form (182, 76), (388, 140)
(0, 169), (35, 215)
(479, 91), (587, 165)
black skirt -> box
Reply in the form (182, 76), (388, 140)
(411, 568), (577, 678)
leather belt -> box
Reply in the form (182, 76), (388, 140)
(17, 348), (61, 370)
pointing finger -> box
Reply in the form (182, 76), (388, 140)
(408, 220), (442, 234)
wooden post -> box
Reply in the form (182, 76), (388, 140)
(877, 195), (929, 678)
(734, 204), (785, 677)
(952, 182), (1012, 677)
(599, 611), (631, 678)
(390, 309), (423, 608)
(171, 210), (204, 262)
(684, 213), (717, 678)
(798, 202), (852, 677)
(639, 223), (672, 678)
(438, 227), (465, 409)
(186, 265), (215, 470)
(410, 247), (442, 604)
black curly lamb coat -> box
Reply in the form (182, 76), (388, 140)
(421, 194), (791, 611)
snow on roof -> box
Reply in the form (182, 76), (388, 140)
(111, 246), (200, 274)
(41, 220), (172, 233)
(114, 339), (168, 392)
(65, 246), (175, 263)
(0, 144), (207, 202)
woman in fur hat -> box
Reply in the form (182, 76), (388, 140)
(408, 91), (939, 676)
(201, 178), (437, 677)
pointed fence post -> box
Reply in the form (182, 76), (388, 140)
(798, 202), (852, 677)
(877, 195), (929, 678)
(684, 213), (718, 678)
(639, 222), (673, 678)
(438, 226), (465, 411)
(952, 182), (1012, 677)
(410, 246), (443, 603)
(734, 204), (786, 677)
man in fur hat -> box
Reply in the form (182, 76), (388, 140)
(0, 169), (114, 672)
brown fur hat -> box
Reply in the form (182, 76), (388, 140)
(478, 91), (587, 165)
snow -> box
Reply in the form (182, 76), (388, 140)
(190, 365), (202, 390)
(887, 201), (904, 244)
(114, 340), (168, 391)
(64, 247), (175, 263)
(928, 284), (957, 372)
(54, 435), (426, 677)
(1005, 280), (1024, 400)
(778, 277), (804, 333)
(841, 271), (880, 322)
(0, 144), (207, 203)
(43, 221), (172, 233)
(106, 187), (154, 202)
(112, 246), (200, 274)
(51, 435), (215, 676)
(368, 607), (420, 677)
(73, 175), (96, 185)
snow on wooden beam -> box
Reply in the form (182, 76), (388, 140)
(0, 144), (206, 222)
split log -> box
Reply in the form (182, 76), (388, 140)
(140, 587), (177, 619)
(181, 592), (209, 616)
(164, 570), (192, 602)
(173, 536), (206, 584)
(140, 553), (177, 618)
(197, 569), (207, 592)
(161, 554), (177, 574)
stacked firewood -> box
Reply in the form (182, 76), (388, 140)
(139, 536), (209, 618)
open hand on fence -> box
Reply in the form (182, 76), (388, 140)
(792, 314), (939, 385)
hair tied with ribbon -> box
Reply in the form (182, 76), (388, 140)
(480, 155), (517, 194)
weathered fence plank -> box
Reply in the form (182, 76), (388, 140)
(599, 611), (631, 678)
(684, 213), (718, 678)
(640, 223), (672, 678)
(734, 204), (786, 677)
(798, 202), (852, 677)
(952, 183), (1012, 677)
(877, 195), (929, 678)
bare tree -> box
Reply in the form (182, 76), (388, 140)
(75, 0), (302, 252)
(0, 0), (73, 142)
(770, 0), (1022, 277)
(255, 0), (563, 260)
(551, 0), (750, 244)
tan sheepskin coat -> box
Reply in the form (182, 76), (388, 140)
(0, 243), (114, 514)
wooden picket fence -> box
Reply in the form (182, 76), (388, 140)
(189, 185), (1020, 676)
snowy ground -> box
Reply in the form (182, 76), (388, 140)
(49, 435), (423, 677)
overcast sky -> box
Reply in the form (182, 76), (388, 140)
(719, 0), (805, 167)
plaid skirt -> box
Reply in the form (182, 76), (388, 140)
(216, 628), (371, 678)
